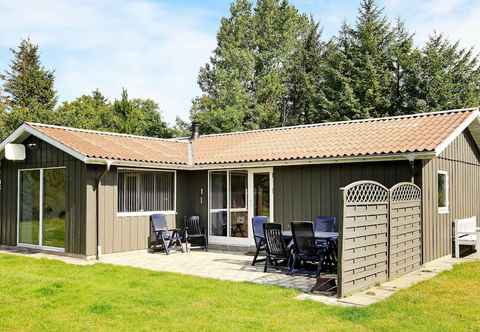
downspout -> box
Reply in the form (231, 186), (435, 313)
(406, 154), (416, 183)
(95, 160), (112, 260)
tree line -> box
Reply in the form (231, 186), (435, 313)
(0, 40), (188, 140)
(192, 0), (480, 133)
(1, 0), (479, 139)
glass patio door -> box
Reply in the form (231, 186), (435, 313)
(42, 168), (66, 248)
(209, 168), (272, 245)
(230, 171), (248, 238)
(18, 168), (66, 251)
(18, 170), (41, 245)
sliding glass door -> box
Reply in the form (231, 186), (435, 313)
(18, 170), (41, 245)
(18, 168), (66, 250)
(209, 169), (272, 245)
(230, 171), (248, 238)
(42, 168), (66, 248)
(210, 172), (228, 236)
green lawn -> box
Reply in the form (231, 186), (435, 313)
(0, 254), (479, 332)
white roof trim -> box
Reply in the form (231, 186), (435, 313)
(435, 108), (480, 156)
(0, 123), (88, 162)
(191, 152), (436, 170)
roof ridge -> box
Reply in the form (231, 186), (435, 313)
(196, 107), (479, 139)
(25, 122), (188, 144)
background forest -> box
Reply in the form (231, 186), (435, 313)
(1, 0), (479, 139)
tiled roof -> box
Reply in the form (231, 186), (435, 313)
(28, 123), (190, 165)
(191, 109), (477, 165)
(19, 108), (479, 167)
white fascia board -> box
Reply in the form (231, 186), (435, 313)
(435, 109), (480, 156)
(84, 158), (192, 170)
(192, 152), (435, 170)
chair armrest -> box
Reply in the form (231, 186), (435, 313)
(457, 231), (478, 236)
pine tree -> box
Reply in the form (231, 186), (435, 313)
(322, 0), (395, 120)
(0, 38), (57, 111)
(414, 33), (480, 112)
(286, 19), (326, 124)
(389, 18), (420, 115)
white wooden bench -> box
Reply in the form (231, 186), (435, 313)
(453, 216), (480, 258)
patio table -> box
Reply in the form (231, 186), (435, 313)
(282, 231), (338, 272)
(281, 231), (338, 240)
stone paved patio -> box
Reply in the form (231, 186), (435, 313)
(100, 249), (320, 292)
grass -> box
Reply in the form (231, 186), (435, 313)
(18, 218), (65, 248)
(0, 254), (480, 332)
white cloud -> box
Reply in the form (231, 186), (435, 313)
(382, 0), (480, 51)
(0, 0), (217, 123)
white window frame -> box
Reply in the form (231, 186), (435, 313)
(116, 168), (177, 217)
(437, 170), (449, 214)
(208, 168), (274, 246)
(16, 166), (66, 252)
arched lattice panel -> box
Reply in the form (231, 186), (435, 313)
(338, 181), (390, 298)
(389, 182), (422, 279)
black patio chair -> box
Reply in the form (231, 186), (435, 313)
(314, 216), (336, 232)
(291, 221), (328, 276)
(251, 216), (268, 266)
(314, 216), (338, 272)
(149, 214), (172, 255)
(263, 223), (291, 273)
(184, 216), (208, 252)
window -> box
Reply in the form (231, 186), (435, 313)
(437, 171), (448, 214)
(118, 170), (175, 214)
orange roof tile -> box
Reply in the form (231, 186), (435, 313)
(19, 108), (479, 167)
(28, 124), (189, 165)
(191, 109), (477, 165)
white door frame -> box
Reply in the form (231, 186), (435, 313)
(207, 167), (273, 246)
(16, 167), (66, 252)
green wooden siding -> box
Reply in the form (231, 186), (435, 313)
(273, 161), (414, 230)
(0, 136), (87, 255)
(85, 167), (208, 255)
(421, 130), (480, 262)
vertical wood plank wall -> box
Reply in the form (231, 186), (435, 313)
(421, 130), (480, 262)
(0, 136), (87, 255)
(273, 161), (414, 230)
(85, 167), (208, 256)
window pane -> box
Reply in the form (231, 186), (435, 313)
(155, 173), (174, 211)
(143, 173), (155, 211)
(43, 168), (66, 248)
(231, 211), (248, 238)
(19, 170), (40, 245)
(438, 173), (447, 208)
(118, 170), (174, 213)
(230, 172), (247, 209)
(254, 173), (270, 216)
(211, 172), (227, 209)
(211, 211), (227, 236)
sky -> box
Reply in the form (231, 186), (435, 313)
(0, 0), (479, 124)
